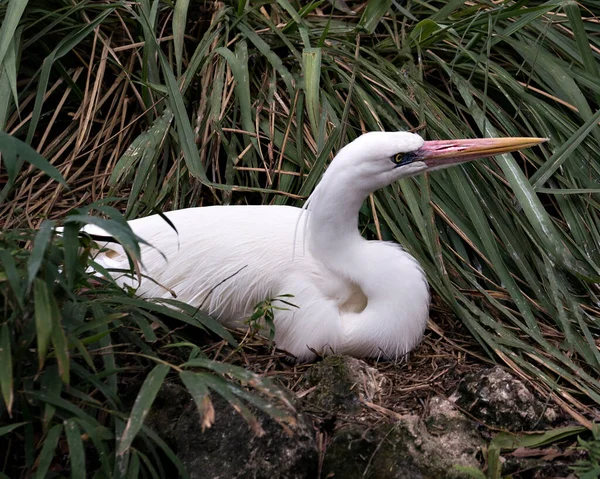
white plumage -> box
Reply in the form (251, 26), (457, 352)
(86, 132), (544, 361)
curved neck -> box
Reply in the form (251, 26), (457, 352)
(306, 166), (370, 271)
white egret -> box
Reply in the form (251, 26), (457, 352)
(88, 132), (544, 361)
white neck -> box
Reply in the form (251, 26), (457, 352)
(306, 157), (372, 271)
(304, 158), (429, 359)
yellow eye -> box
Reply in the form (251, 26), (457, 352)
(394, 153), (404, 164)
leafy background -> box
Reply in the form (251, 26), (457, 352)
(1, 0), (600, 476)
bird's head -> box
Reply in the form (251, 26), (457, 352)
(331, 131), (546, 192)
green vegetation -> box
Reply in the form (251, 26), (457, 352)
(1, 0), (600, 476)
(246, 294), (297, 342)
(572, 423), (600, 478)
(0, 175), (296, 477)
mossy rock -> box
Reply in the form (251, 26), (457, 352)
(322, 398), (484, 479)
(305, 355), (380, 415)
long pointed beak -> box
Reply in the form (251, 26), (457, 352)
(417, 137), (547, 169)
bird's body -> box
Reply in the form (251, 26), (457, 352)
(88, 132), (544, 361)
(96, 204), (428, 360)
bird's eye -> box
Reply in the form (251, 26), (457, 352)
(392, 152), (416, 167)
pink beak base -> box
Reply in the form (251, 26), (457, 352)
(418, 137), (548, 168)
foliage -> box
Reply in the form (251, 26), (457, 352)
(491, 425), (587, 450)
(246, 294), (297, 342)
(572, 423), (600, 478)
(454, 442), (503, 479)
(0, 137), (296, 476)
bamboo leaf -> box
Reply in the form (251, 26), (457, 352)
(214, 43), (256, 148)
(563, 2), (600, 80)
(64, 419), (86, 479)
(236, 22), (295, 95)
(0, 422), (27, 437)
(33, 278), (54, 369)
(491, 425), (586, 450)
(27, 220), (55, 289)
(302, 48), (322, 140)
(173, 0), (190, 78)
(0, 0), (28, 68)
(34, 424), (63, 479)
(64, 215), (143, 263)
(49, 296), (70, 384)
(531, 109), (600, 188)
(0, 249), (24, 309)
(0, 132), (67, 203)
(116, 364), (170, 461)
(179, 371), (214, 430)
(358, 0), (392, 34)
(0, 27), (20, 120)
(0, 323), (13, 414)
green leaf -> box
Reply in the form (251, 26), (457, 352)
(409, 19), (443, 47)
(302, 48), (322, 140)
(180, 357), (294, 409)
(510, 38), (597, 137)
(199, 372), (264, 435)
(430, 0), (464, 21)
(64, 419), (86, 479)
(358, 0), (392, 33)
(0, 421), (27, 437)
(531, 109), (600, 188)
(33, 278), (54, 369)
(563, 2), (600, 81)
(491, 425), (587, 450)
(276, 0), (310, 47)
(0, 0), (28, 68)
(236, 22), (294, 95)
(0, 323), (13, 414)
(27, 220), (55, 289)
(126, 451), (141, 479)
(49, 296), (70, 384)
(173, 0), (190, 77)
(34, 424), (63, 479)
(179, 371), (213, 429)
(0, 26), (20, 125)
(452, 465), (486, 479)
(155, 299), (237, 345)
(214, 43), (256, 152)
(64, 215), (143, 264)
(41, 366), (61, 431)
(487, 442), (502, 479)
(109, 108), (174, 218)
(62, 222), (83, 290)
(140, 425), (190, 479)
(116, 364), (170, 469)
(0, 249), (23, 309)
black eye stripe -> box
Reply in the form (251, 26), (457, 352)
(392, 152), (416, 167)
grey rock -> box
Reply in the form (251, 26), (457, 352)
(145, 360), (566, 479)
(451, 365), (559, 431)
(148, 382), (318, 479)
(322, 397), (484, 479)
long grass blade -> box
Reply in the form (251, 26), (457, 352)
(0, 323), (13, 414)
(64, 419), (86, 479)
(34, 424), (63, 479)
(116, 364), (170, 469)
(0, 0), (28, 68)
